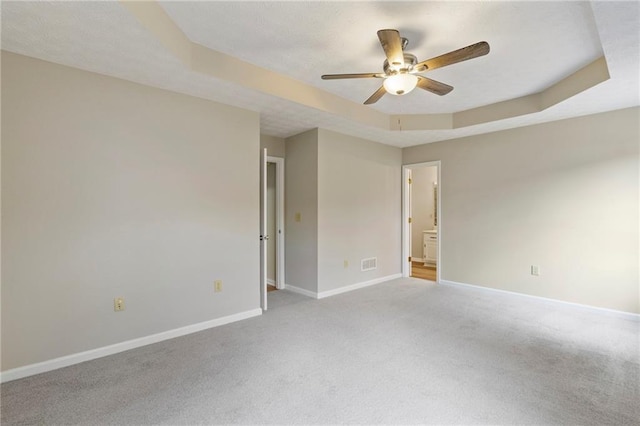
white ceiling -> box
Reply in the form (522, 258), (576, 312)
(1, 1), (638, 147)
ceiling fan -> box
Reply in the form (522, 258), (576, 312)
(321, 29), (490, 105)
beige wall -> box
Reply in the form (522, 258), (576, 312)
(403, 107), (640, 314)
(284, 129), (318, 292)
(1, 52), (261, 371)
(317, 129), (402, 292)
(261, 134), (285, 158)
(410, 166), (437, 259)
(4, 49), (636, 377)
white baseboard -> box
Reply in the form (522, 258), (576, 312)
(267, 278), (276, 286)
(285, 274), (402, 300)
(284, 283), (317, 298)
(317, 273), (403, 299)
(411, 257), (423, 262)
(0, 308), (263, 383)
(439, 280), (640, 321)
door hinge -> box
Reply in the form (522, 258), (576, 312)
(408, 178), (412, 184)
(408, 217), (412, 224)
(408, 256), (412, 262)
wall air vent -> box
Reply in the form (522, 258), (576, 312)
(361, 257), (377, 272)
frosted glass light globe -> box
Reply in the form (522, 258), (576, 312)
(383, 73), (418, 95)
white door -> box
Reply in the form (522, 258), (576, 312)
(260, 148), (268, 311)
(267, 156), (286, 290)
(402, 166), (416, 277)
(407, 169), (413, 273)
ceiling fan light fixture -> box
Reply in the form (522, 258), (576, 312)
(383, 73), (418, 95)
(321, 30), (489, 105)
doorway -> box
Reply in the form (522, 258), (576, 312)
(261, 154), (285, 310)
(402, 162), (440, 282)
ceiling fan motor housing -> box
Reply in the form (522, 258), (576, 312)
(383, 53), (418, 75)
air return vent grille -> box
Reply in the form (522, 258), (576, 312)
(361, 257), (377, 272)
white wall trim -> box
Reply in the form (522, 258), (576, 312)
(317, 273), (402, 299)
(285, 274), (402, 300)
(440, 280), (640, 321)
(411, 257), (423, 262)
(0, 308), (263, 383)
(284, 284), (318, 298)
(267, 278), (276, 286)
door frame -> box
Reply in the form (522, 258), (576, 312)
(402, 161), (441, 282)
(260, 148), (268, 311)
(267, 156), (285, 290)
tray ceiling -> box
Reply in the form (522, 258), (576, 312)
(1, 1), (638, 147)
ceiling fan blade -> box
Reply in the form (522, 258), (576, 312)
(417, 76), (454, 96)
(364, 86), (387, 105)
(415, 41), (490, 72)
(377, 29), (405, 68)
(321, 73), (384, 80)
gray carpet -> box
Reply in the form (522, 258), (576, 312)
(2, 278), (639, 425)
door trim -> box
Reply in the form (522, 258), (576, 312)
(402, 161), (441, 282)
(260, 148), (267, 311)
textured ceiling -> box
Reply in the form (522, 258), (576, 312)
(161, 1), (603, 114)
(1, 1), (638, 147)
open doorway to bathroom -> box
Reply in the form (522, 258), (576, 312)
(403, 162), (440, 282)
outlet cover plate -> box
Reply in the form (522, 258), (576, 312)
(114, 297), (125, 311)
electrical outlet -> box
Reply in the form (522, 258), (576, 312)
(344, 260), (349, 268)
(214, 280), (223, 293)
(114, 297), (125, 312)
(531, 265), (540, 276)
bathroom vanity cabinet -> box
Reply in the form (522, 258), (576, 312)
(423, 230), (438, 266)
